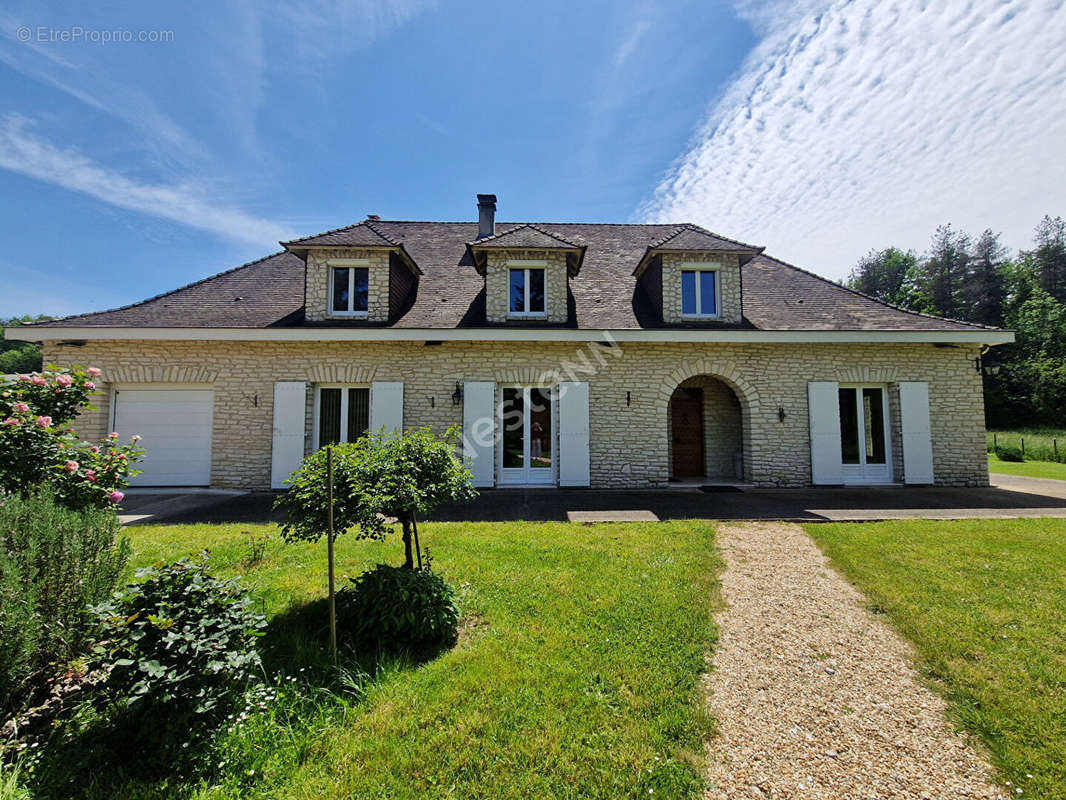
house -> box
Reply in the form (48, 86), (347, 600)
(31, 194), (1012, 491)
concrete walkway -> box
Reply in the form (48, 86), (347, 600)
(703, 522), (1005, 799)
(117, 473), (1066, 525)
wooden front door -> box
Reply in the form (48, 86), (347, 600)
(671, 388), (704, 478)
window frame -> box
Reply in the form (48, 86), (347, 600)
(507, 259), (548, 319)
(679, 262), (721, 319)
(312, 383), (371, 449)
(327, 258), (370, 317)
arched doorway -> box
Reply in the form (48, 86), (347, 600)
(667, 376), (746, 482)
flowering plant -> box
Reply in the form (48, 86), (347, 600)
(0, 366), (143, 509)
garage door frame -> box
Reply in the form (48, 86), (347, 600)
(109, 383), (215, 487)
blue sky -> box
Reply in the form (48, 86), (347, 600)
(1, 0), (1064, 318)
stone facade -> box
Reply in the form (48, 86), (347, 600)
(484, 250), (569, 324)
(304, 248), (391, 322)
(660, 252), (743, 324)
(43, 338), (989, 491)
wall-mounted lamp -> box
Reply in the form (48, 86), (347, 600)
(777, 406), (787, 422)
(626, 391), (631, 407)
(974, 355), (1001, 376)
(452, 382), (463, 406)
(427, 396), (435, 408)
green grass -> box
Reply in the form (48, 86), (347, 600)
(988, 428), (1066, 464)
(807, 519), (1066, 800)
(35, 520), (721, 800)
(989, 454), (1066, 480)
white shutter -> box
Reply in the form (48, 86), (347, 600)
(370, 381), (404, 437)
(463, 381), (496, 487)
(899, 381), (935, 484)
(271, 381), (307, 489)
(558, 381), (591, 487)
(808, 381), (843, 485)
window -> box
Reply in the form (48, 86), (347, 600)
(508, 266), (546, 317)
(330, 264), (369, 315)
(315, 386), (370, 448)
(680, 267), (718, 318)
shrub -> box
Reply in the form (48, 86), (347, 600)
(338, 563), (459, 651)
(996, 445), (1025, 462)
(88, 556), (266, 736)
(0, 367), (143, 507)
(0, 490), (130, 715)
(276, 427), (476, 568)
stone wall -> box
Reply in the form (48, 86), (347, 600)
(484, 250), (569, 324)
(304, 248), (391, 322)
(42, 339), (989, 490)
(660, 252), (743, 324)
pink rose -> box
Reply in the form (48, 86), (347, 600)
(55, 374), (73, 387)
(35, 416), (52, 428)
(85, 382), (96, 390)
(90, 446), (100, 453)
(64, 460), (79, 472)
(131, 435), (142, 442)
(108, 490), (125, 503)
(87, 367), (101, 377)
(85, 470), (96, 482)
(107, 432), (118, 440)
(31, 376), (46, 386)
(118, 453), (128, 461)
(13, 402), (28, 414)
(2, 418), (17, 426)
(17, 375), (30, 382)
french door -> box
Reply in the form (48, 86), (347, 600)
(499, 386), (555, 485)
(838, 385), (892, 484)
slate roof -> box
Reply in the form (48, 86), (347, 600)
(31, 221), (994, 333)
(468, 223), (584, 250)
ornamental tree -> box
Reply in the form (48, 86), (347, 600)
(276, 426), (477, 568)
(0, 366), (143, 508)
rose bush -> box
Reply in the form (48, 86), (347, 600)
(0, 366), (142, 509)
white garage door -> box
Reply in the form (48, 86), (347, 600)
(113, 387), (214, 486)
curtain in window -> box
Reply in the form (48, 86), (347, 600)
(319, 388), (341, 445)
(348, 388), (370, 440)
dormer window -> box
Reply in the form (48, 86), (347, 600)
(329, 260), (369, 316)
(680, 265), (720, 319)
(508, 262), (547, 318)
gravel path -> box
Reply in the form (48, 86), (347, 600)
(704, 522), (1006, 800)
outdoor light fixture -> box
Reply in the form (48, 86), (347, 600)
(452, 382), (463, 406)
(778, 407), (787, 422)
(626, 391), (631, 407)
(428, 396), (435, 408)
(974, 354), (1002, 376)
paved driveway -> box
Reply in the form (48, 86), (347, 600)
(120, 473), (1066, 525)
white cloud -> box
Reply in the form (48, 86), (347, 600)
(641, 0), (1066, 278)
(0, 115), (296, 246)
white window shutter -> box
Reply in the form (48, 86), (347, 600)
(370, 381), (404, 437)
(271, 381), (307, 489)
(559, 381), (590, 487)
(899, 381), (935, 484)
(808, 381), (843, 485)
(462, 381), (496, 487)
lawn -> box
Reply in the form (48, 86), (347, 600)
(807, 518), (1066, 800)
(988, 428), (1066, 464)
(37, 520), (721, 800)
(989, 453), (1066, 480)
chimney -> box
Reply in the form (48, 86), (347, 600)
(476, 193), (497, 239)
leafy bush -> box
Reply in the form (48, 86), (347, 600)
(996, 445), (1025, 462)
(0, 367), (143, 507)
(0, 490), (130, 715)
(88, 556), (266, 733)
(276, 426), (476, 567)
(338, 564), (459, 650)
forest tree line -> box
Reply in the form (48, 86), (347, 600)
(846, 215), (1066, 428)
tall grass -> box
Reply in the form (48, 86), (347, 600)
(987, 428), (1066, 463)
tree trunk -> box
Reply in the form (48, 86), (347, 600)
(401, 517), (414, 569)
